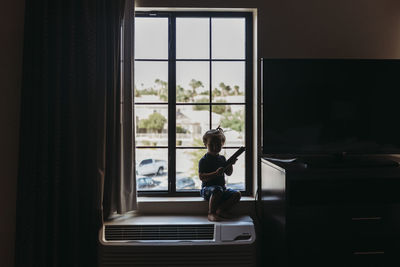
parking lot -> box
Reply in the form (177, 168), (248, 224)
(136, 149), (245, 191)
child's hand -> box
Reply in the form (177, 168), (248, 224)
(226, 159), (238, 168)
(215, 167), (224, 176)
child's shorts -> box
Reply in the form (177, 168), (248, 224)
(200, 185), (238, 201)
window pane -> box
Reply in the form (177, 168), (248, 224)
(212, 18), (245, 59)
(135, 61), (168, 103)
(212, 61), (245, 102)
(135, 105), (168, 146)
(176, 149), (205, 191)
(133, 13), (250, 196)
(212, 105), (245, 147)
(176, 61), (210, 103)
(136, 148), (168, 191)
(135, 17), (168, 59)
(220, 149), (245, 191)
(176, 105), (210, 147)
(176, 18), (209, 59)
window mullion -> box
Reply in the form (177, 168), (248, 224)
(168, 14), (177, 194)
(245, 13), (253, 195)
(209, 16), (212, 129)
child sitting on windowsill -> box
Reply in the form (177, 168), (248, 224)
(198, 126), (241, 221)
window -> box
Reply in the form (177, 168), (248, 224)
(134, 11), (253, 196)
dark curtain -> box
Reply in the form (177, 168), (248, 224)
(15, 0), (135, 266)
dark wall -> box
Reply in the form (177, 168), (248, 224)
(136, 0), (400, 58)
(1, 1), (399, 266)
(0, 0), (24, 266)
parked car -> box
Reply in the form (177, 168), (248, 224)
(136, 158), (167, 176)
(137, 176), (161, 189)
(176, 176), (196, 190)
(227, 182), (244, 191)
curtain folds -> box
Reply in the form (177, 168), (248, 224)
(15, 0), (135, 266)
(103, 0), (137, 218)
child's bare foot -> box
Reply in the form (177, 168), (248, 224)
(208, 213), (223, 221)
(216, 209), (235, 219)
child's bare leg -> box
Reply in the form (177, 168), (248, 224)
(208, 191), (223, 221)
(216, 191), (241, 218)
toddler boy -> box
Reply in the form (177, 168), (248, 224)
(199, 127), (241, 221)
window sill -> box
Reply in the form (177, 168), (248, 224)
(136, 196), (255, 215)
(138, 196), (255, 202)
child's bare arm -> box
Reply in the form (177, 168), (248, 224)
(199, 167), (224, 182)
(224, 158), (237, 176)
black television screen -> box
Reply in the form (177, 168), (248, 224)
(262, 58), (400, 155)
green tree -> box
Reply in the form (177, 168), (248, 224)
(212, 88), (221, 98)
(155, 79), (168, 101)
(221, 110), (244, 133)
(233, 85), (240, 95)
(212, 100), (229, 114)
(134, 84), (141, 97)
(193, 97), (209, 111)
(189, 79), (204, 101)
(176, 125), (189, 133)
(138, 112), (167, 133)
(176, 85), (192, 102)
(138, 87), (157, 95)
(219, 82), (231, 96)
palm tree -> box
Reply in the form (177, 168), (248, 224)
(219, 82), (231, 96)
(154, 78), (168, 101)
(189, 79), (204, 101)
(176, 85), (191, 102)
(234, 85), (240, 95)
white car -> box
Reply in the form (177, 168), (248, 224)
(136, 158), (167, 176)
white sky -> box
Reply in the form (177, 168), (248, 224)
(134, 17), (246, 91)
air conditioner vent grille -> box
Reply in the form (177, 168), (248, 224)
(105, 224), (215, 241)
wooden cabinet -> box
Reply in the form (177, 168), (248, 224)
(259, 157), (400, 267)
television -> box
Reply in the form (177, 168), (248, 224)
(262, 58), (400, 156)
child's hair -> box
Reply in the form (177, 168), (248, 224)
(202, 126), (226, 146)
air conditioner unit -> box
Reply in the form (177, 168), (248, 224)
(99, 215), (257, 267)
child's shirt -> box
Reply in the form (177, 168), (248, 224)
(198, 153), (226, 188)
